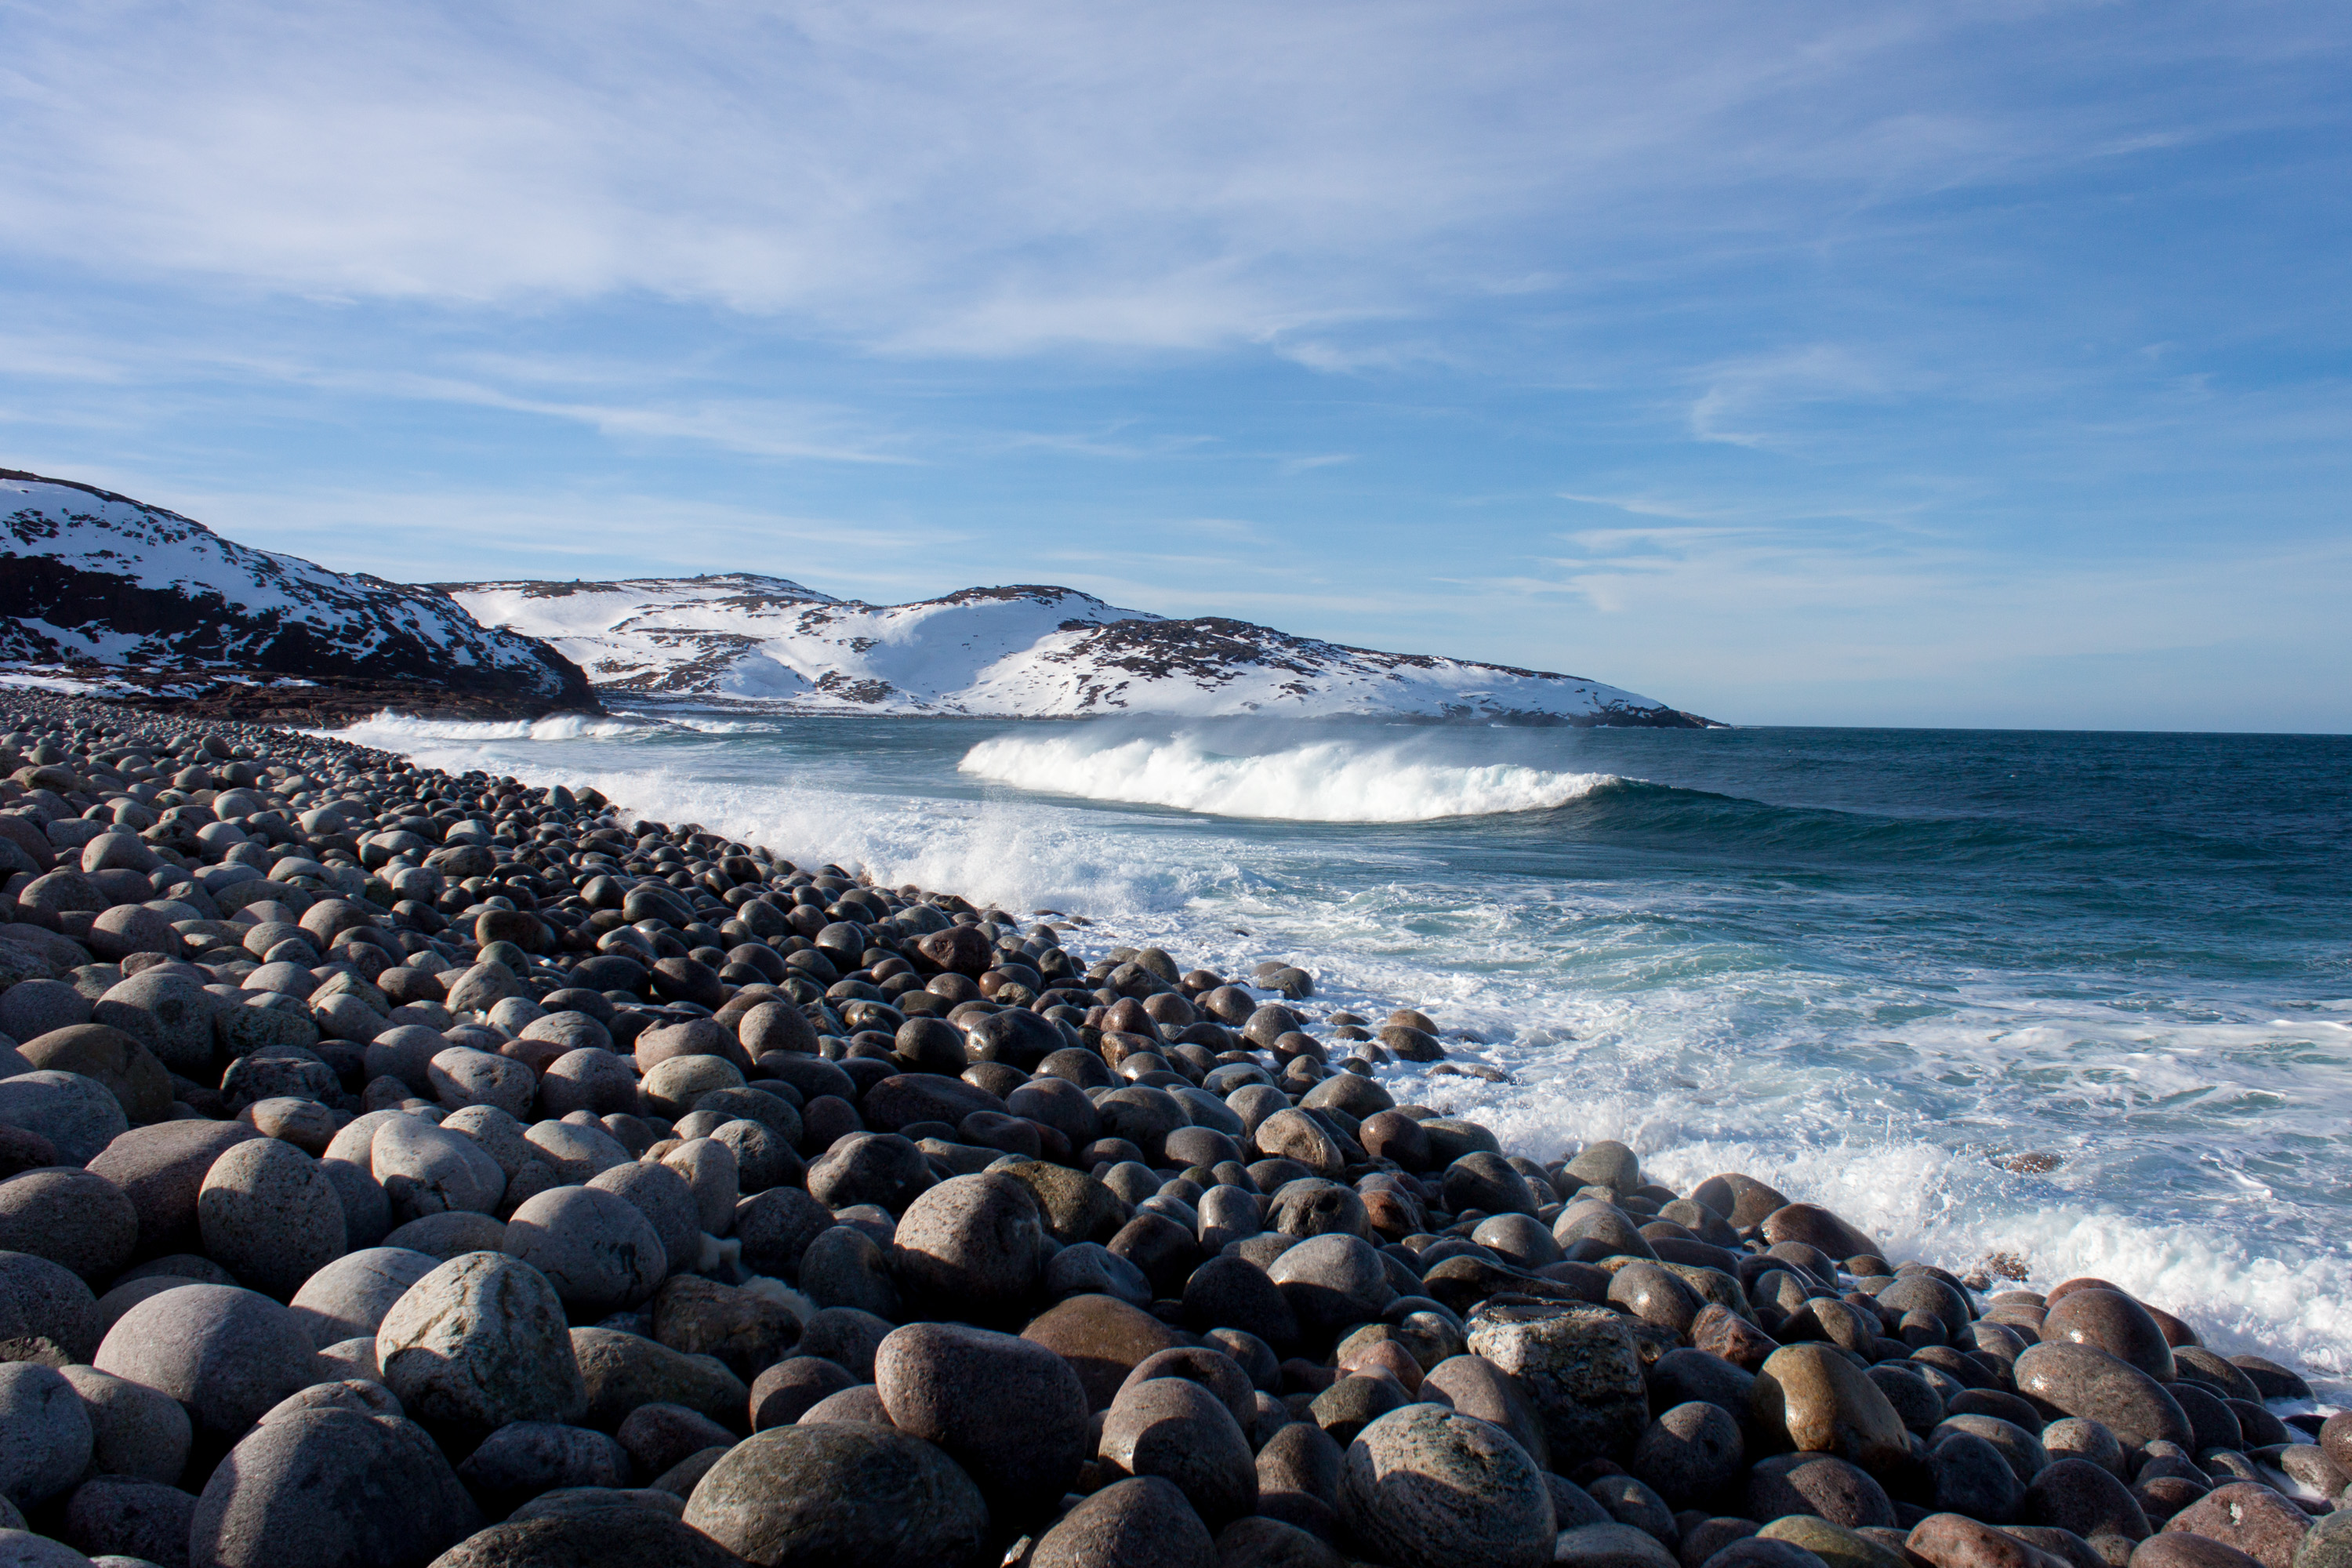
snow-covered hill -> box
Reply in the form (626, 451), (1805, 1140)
(441, 573), (1711, 726)
(1, 470), (593, 708)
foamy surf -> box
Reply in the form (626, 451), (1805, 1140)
(328, 710), (648, 744)
(957, 731), (1624, 822)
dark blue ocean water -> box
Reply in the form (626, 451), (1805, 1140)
(341, 712), (2352, 1386)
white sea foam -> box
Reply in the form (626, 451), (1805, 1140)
(959, 731), (1621, 822)
(329, 711), (650, 744)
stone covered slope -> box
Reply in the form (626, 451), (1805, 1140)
(442, 573), (1714, 726)
(2, 470), (595, 713)
(0, 688), (2333, 1568)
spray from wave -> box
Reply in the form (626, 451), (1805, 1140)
(328, 711), (648, 745)
(958, 731), (1624, 822)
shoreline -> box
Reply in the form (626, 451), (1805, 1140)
(0, 683), (2343, 1568)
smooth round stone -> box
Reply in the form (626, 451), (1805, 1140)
(364, 1026), (450, 1094)
(0, 1363), (92, 1508)
(641, 1056), (745, 1120)
(439, 1104), (536, 1183)
(16, 1025), (171, 1125)
(1310, 1374), (1408, 1444)
(2020, 1457), (2151, 1545)
(522, 1120), (630, 1185)
(1254, 1110), (1345, 1178)
(1611, 1261), (1705, 1335)
(2044, 1418), (2129, 1478)
(1030, 1475), (1216, 1568)
(2292, 1514), (2352, 1568)
(804, 1132), (934, 1215)
(873, 1322), (1088, 1526)
(1265, 1233), (1394, 1337)
(2161, 1484), (2311, 1568)
(1935, 1414), (2049, 1485)
(615, 1402), (731, 1479)
(59, 1473), (195, 1565)
(1467, 1305), (1649, 1470)
(568, 1327), (748, 1432)
(1022, 1294), (1192, 1412)
(660, 1140), (741, 1235)
(242, 1096), (339, 1155)
(2014, 1345), (2193, 1453)
(1214, 1515), (1345, 1568)
(1758, 1515), (1915, 1568)
(1120, 1347), (1257, 1431)
(587, 1161), (702, 1279)
(0, 1250), (101, 1366)
(2043, 1291), (2177, 1385)
(1632, 1399), (1747, 1510)
(1552, 1522), (1682, 1568)
(445, 963), (526, 1016)
(428, 1047), (535, 1119)
(749, 1358), (858, 1431)
(0, 1526), (84, 1566)
(707, 1116), (798, 1192)
(375, 1252), (588, 1430)
(189, 1406), (481, 1568)
(538, 1048), (640, 1119)
(198, 1136), (347, 1298)
(54, 1367), (188, 1485)
(1099, 1376), (1257, 1528)
(93, 1283), (323, 1442)
(0, 1070), (129, 1165)
(368, 1114), (506, 1221)
(1929, 1429), (2025, 1523)
(1748, 1452), (1898, 1529)
(797, 1225), (901, 1319)
(797, 1385), (888, 1425)
(82, 902), (176, 964)
(287, 1247), (441, 1348)
(891, 1171), (1044, 1316)
(682, 1422), (990, 1566)
(89, 970), (219, 1074)
(1338, 1402), (1552, 1568)
(431, 1504), (748, 1566)
(0, 1168), (136, 1283)
(384, 1210), (510, 1260)
(2133, 1538), (2267, 1568)
(456, 1419), (630, 1508)
(1755, 1344), (1913, 1473)
(503, 1186), (667, 1315)
(0, 982), (89, 1045)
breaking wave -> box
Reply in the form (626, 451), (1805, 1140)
(328, 711), (648, 744)
(958, 731), (1624, 822)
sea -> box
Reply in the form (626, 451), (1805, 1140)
(328, 710), (2352, 1392)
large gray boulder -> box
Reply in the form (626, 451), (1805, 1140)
(93, 1283), (323, 1443)
(681, 1421), (989, 1567)
(189, 1406), (481, 1568)
(376, 1253), (588, 1431)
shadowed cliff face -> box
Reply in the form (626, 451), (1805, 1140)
(2, 470), (597, 714)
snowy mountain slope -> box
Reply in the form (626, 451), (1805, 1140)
(1, 470), (593, 707)
(441, 573), (1713, 726)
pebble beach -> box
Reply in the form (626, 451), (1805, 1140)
(0, 684), (2346, 1568)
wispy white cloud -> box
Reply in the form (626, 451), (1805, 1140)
(2, 0), (2303, 358)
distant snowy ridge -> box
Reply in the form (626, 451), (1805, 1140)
(441, 573), (1713, 726)
(0, 470), (593, 707)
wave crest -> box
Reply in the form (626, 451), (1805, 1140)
(328, 710), (647, 743)
(958, 731), (1624, 822)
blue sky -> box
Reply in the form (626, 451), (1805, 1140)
(2, 2), (2347, 730)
